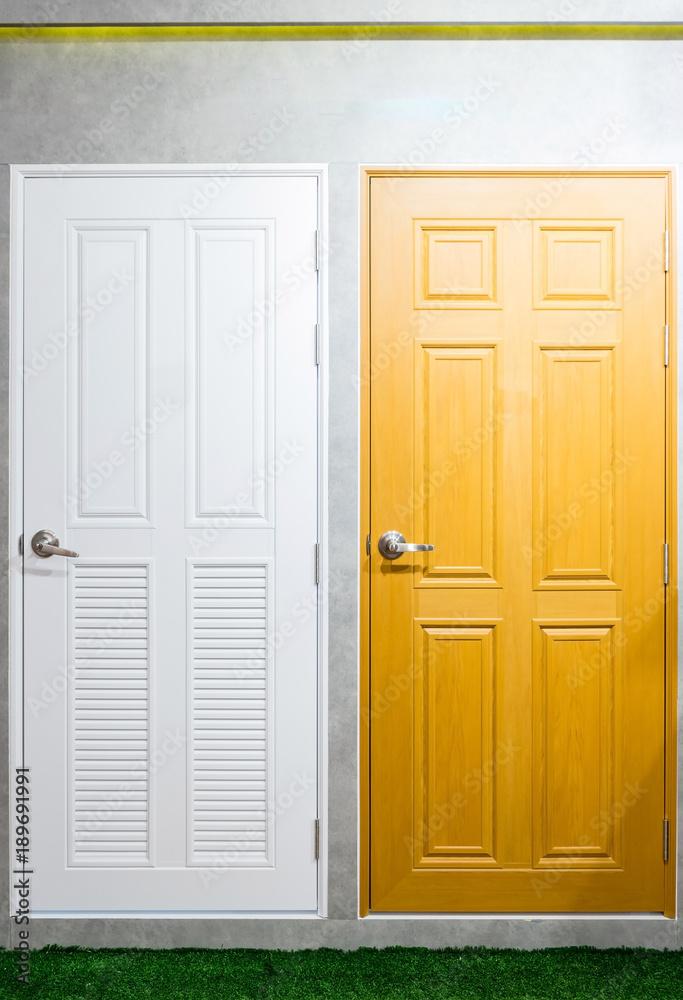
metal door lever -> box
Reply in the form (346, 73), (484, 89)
(31, 530), (79, 559)
(378, 530), (434, 560)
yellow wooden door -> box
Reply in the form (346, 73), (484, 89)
(369, 174), (668, 912)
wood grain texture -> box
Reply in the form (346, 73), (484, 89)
(366, 172), (671, 914)
(664, 171), (677, 919)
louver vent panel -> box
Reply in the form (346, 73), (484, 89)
(190, 561), (271, 866)
(70, 563), (150, 866)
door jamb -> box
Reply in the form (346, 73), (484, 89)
(359, 166), (678, 919)
(9, 163), (329, 918)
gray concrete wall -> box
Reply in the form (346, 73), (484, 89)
(3, 0), (683, 25)
(0, 17), (682, 950)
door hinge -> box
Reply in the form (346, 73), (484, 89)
(315, 323), (321, 365)
(314, 818), (320, 860)
(315, 230), (321, 271)
(664, 231), (670, 272)
(664, 819), (670, 862)
(664, 543), (669, 586)
(315, 542), (320, 585)
(366, 533), (371, 556)
(665, 324), (670, 367)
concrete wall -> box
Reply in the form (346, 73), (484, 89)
(0, 11), (681, 950)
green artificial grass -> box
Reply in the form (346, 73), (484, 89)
(0, 945), (682, 999)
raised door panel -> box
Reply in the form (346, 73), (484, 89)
(533, 347), (618, 588)
(414, 343), (500, 587)
(185, 223), (275, 527)
(67, 226), (150, 525)
(533, 626), (621, 869)
(414, 221), (503, 308)
(533, 222), (622, 310)
(413, 625), (498, 868)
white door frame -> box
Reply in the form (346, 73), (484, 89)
(9, 163), (329, 918)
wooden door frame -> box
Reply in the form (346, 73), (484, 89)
(359, 166), (678, 918)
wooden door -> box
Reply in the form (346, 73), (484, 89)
(368, 174), (668, 912)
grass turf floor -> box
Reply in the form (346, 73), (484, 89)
(0, 945), (682, 999)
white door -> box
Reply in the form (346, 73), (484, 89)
(20, 171), (320, 913)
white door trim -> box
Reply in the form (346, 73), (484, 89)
(9, 163), (329, 918)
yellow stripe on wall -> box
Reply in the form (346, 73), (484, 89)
(1, 24), (683, 42)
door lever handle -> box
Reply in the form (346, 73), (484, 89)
(31, 530), (79, 559)
(378, 530), (434, 560)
